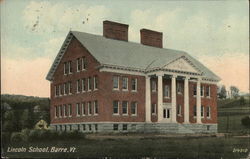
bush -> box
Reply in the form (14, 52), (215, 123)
(28, 129), (40, 142)
(2, 132), (11, 144)
(11, 132), (26, 143)
(241, 116), (250, 127)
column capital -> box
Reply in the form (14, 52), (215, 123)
(185, 76), (190, 80)
(171, 74), (177, 78)
(156, 71), (164, 77)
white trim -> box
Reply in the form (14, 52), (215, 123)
(88, 102), (92, 115)
(131, 78), (137, 92)
(77, 80), (81, 93)
(122, 101), (128, 115)
(122, 77), (128, 91)
(113, 101), (119, 115)
(81, 102), (86, 116)
(76, 103), (81, 117)
(82, 78), (86, 92)
(94, 100), (98, 115)
(151, 80), (157, 92)
(206, 106), (211, 119)
(63, 104), (67, 118)
(163, 84), (170, 98)
(131, 101), (137, 116)
(87, 77), (91, 91)
(68, 104), (72, 117)
(112, 76), (119, 91)
(93, 76), (98, 90)
(76, 58), (81, 72)
(151, 103), (157, 115)
(100, 67), (145, 76)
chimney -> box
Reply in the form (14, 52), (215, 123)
(103, 20), (129, 41)
(140, 29), (163, 48)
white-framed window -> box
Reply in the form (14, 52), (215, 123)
(68, 82), (72, 94)
(122, 124), (128, 131)
(193, 105), (197, 117)
(82, 78), (86, 92)
(201, 85), (204, 97)
(68, 61), (72, 74)
(64, 62), (68, 75)
(87, 77), (92, 91)
(113, 124), (119, 131)
(58, 85), (61, 96)
(206, 86), (210, 97)
(88, 101), (92, 115)
(193, 85), (197, 96)
(122, 101), (128, 115)
(55, 85), (59, 97)
(76, 103), (81, 116)
(177, 104), (182, 116)
(152, 80), (157, 92)
(206, 106), (211, 118)
(94, 76), (98, 90)
(68, 104), (72, 117)
(81, 102), (86, 116)
(82, 57), (87, 70)
(201, 105), (204, 118)
(113, 100), (119, 115)
(131, 102), (137, 116)
(77, 80), (81, 93)
(131, 78), (137, 92)
(77, 58), (81, 72)
(55, 106), (58, 118)
(94, 100), (98, 115)
(63, 104), (67, 117)
(61, 84), (64, 96)
(164, 85), (170, 98)
(64, 83), (67, 95)
(59, 105), (63, 117)
(177, 82), (182, 94)
(122, 77), (128, 91)
(151, 103), (157, 115)
(113, 76), (119, 90)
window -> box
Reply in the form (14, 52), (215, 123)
(206, 106), (211, 118)
(76, 103), (81, 116)
(94, 100), (98, 115)
(113, 76), (119, 90)
(82, 78), (86, 92)
(82, 57), (87, 70)
(68, 61), (72, 74)
(164, 85), (170, 98)
(55, 85), (59, 96)
(113, 124), (118, 131)
(68, 82), (72, 94)
(177, 104), (182, 116)
(152, 80), (157, 92)
(82, 124), (86, 131)
(77, 58), (81, 72)
(122, 124), (127, 131)
(151, 103), (157, 115)
(88, 102), (92, 115)
(193, 85), (197, 96)
(131, 78), (137, 91)
(193, 105), (197, 117)
(88, 124), (92, 131)
(206, 86), (210, 97)
(77, 125), (80, 131)
(201, 105), (204, 118)
(69, 125), (72, 131)
(113, 101), (119, 114)
(131, 102), (137, 115)
(55, 106), (58, 118)
(64, 62), (68, 75)
(177, 82), (182, 94)
(94, 76), (98, 90)
(63, 104), (67, 117)
(95, 124), (98, 131)
(77, 80), (81, 93)
(87, 77), (92, 91)
(122, 77), (128, 90)
(82, 102), (86, 116)
(122, 101), (128, 115)
(68, 104), (72, 117)
(201, 85), (204, 97)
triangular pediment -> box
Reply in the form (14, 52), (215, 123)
(164, 56), (201, 73)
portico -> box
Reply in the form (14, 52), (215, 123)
(145, 72), (203, 124)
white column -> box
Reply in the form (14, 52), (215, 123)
(145, 76), (151, 122)
(157, 74), (163, 122)
(196, 78), (202, 124)
(171, 75), (177, 123)
(184, 76), (190, 123)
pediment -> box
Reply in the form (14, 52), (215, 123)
(164, 57), (200, 73)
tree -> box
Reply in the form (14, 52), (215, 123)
(239, 96), (246, 105)
(230, 86), (239, 98)
(218, 85), (227, 99)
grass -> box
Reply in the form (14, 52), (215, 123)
(3, 137), (250, 159)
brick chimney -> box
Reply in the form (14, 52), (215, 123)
(103, 20), (129, 41)
(140, 29), (163, 48)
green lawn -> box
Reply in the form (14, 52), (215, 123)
(3, 137), (250, 159)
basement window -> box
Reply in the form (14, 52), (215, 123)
(113, 124), (119, 131)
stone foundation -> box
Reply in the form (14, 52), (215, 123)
(50, 122), (217, 134)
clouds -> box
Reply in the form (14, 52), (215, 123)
(22, 1), (110, 34)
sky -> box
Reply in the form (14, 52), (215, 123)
(1, 0), (249, 97)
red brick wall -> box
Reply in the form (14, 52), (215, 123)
(50, 37), (145, 124)
(103, 20), (128, 41)
(140, 29), (163, 48)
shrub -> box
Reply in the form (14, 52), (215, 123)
(28, 129), (40, 142)
(2, 132), (11, 144)
(241, 116), (250, 127)
(11, 132), (26, 143)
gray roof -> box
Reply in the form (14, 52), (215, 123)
(46, 31), (220, 81)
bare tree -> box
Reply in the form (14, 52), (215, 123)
(230, 86), (239, 98)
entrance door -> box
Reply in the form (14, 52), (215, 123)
(163, 108), (171, 119)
